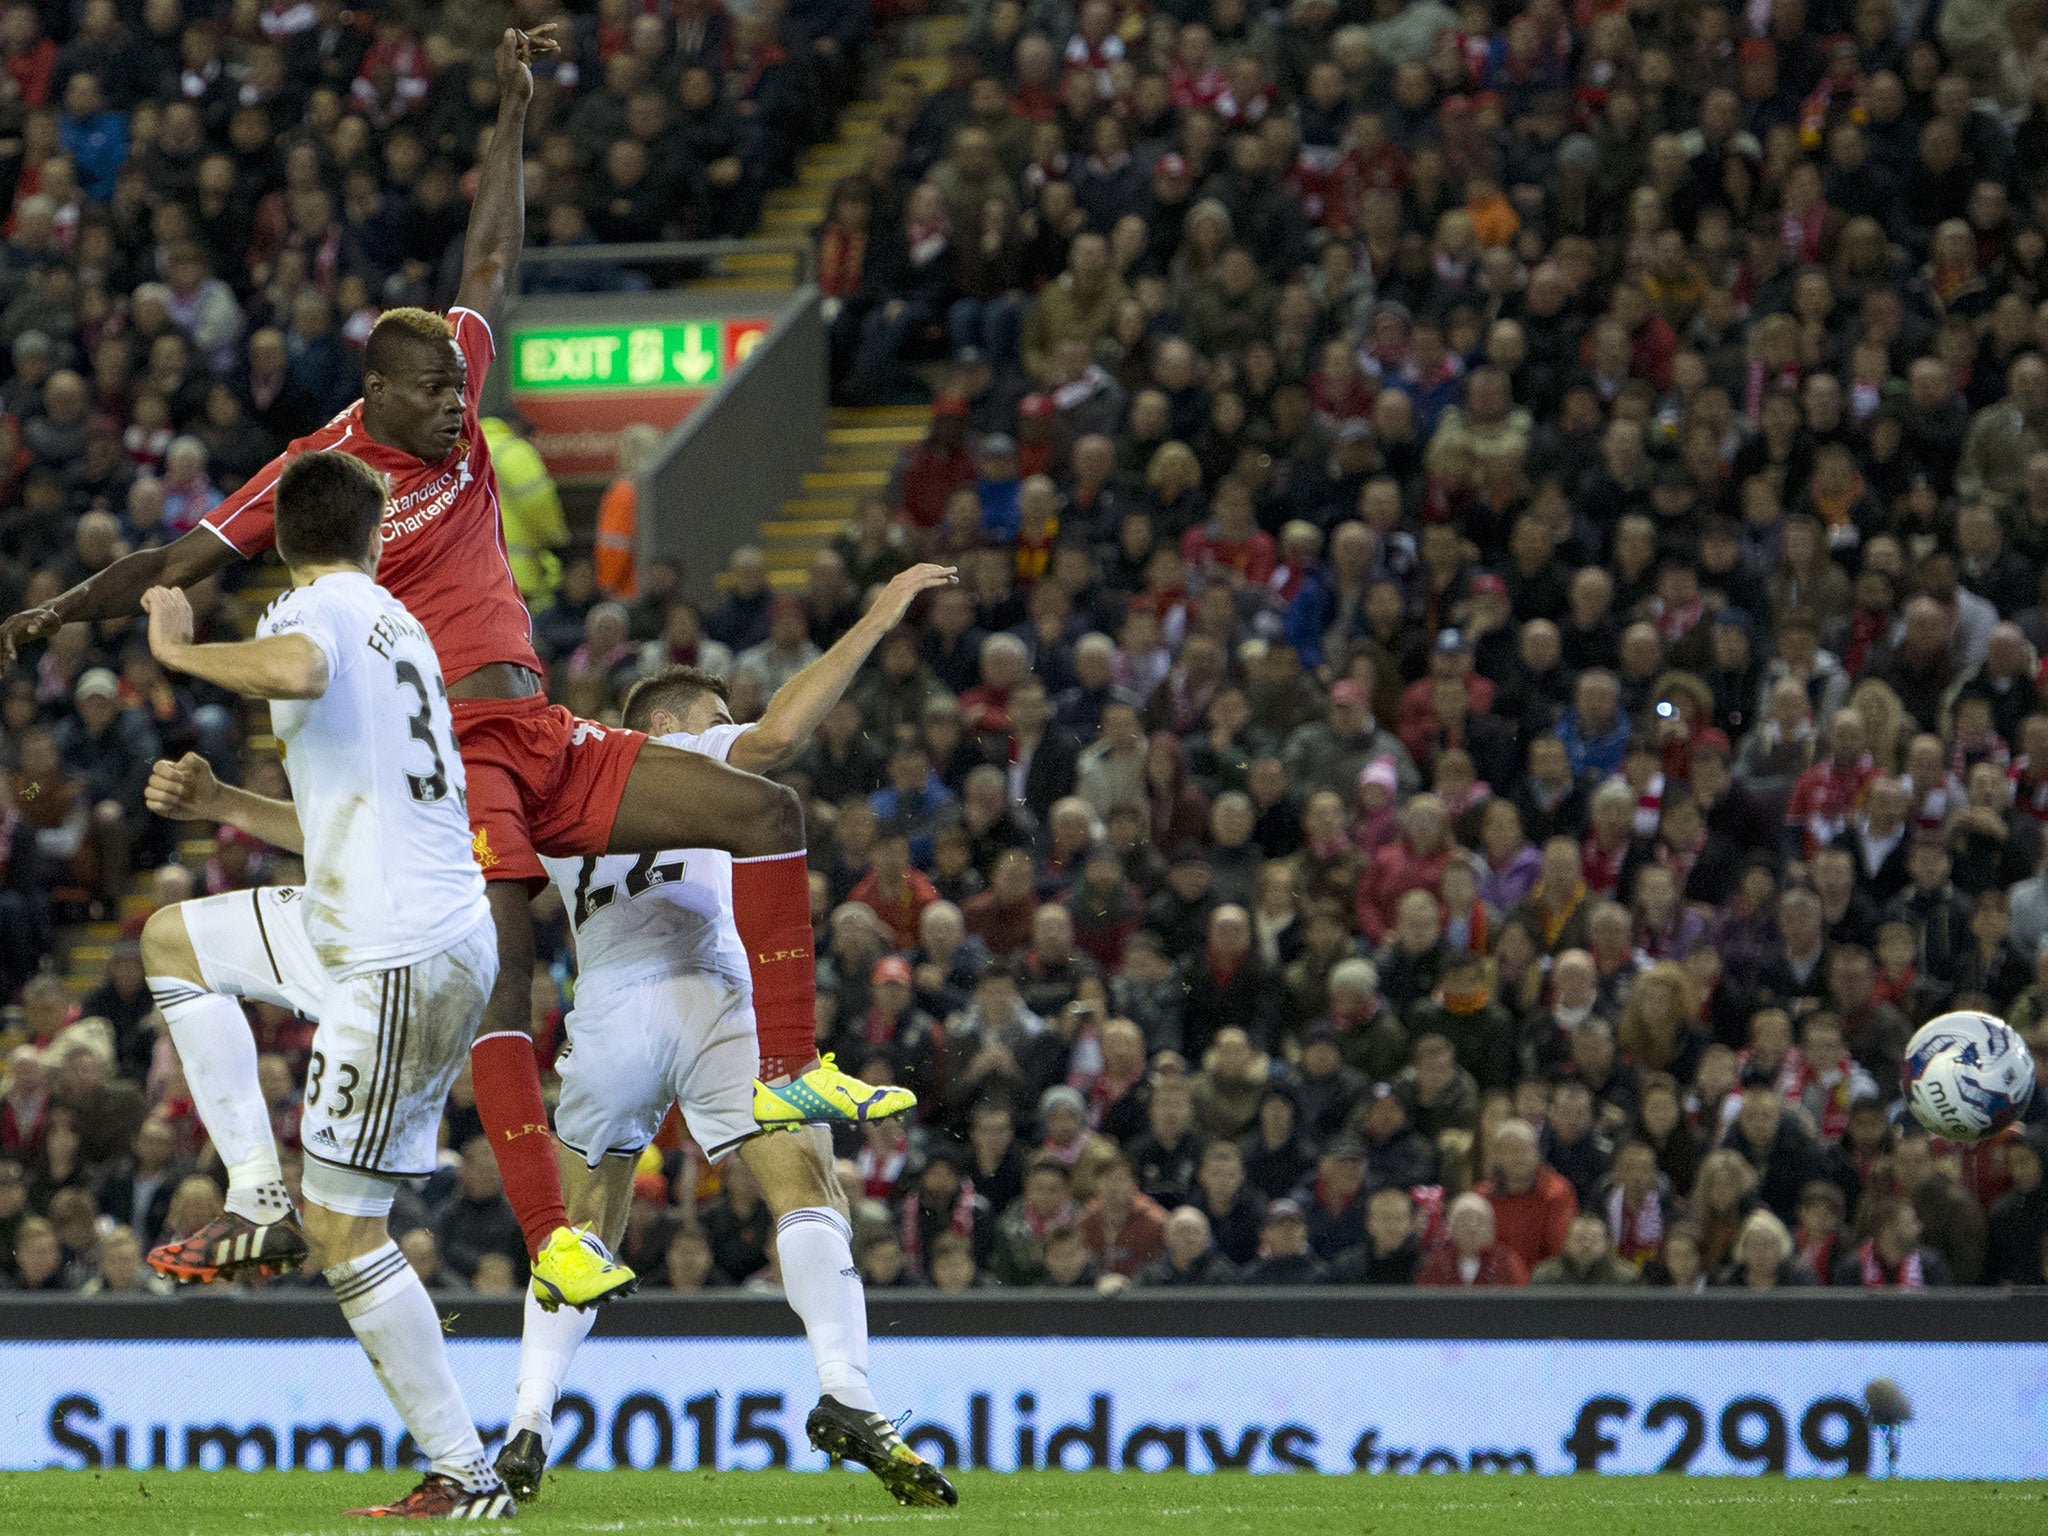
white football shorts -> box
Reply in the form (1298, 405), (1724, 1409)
(552, 968), (760, 1164)
(182, 886), (497, 1180)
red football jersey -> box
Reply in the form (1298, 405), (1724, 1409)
(201, 307), (541, 684)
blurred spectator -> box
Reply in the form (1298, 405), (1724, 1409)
(1078, 1153), (1166, 1276)
(1832, 1196), (1954, 1289)
(1329, 1186), (1425, 1285)
(97, 1115), (186, 1246)
(79, 1225), (172, 1296)
(1716, 1211), (1815, 1291)
(485, 414), (568, 611)
(399, 1228), (468, 1293)
(1532, 1214), (1640, 1287)
(1418, 1192), (1527, 1287)
(1476, 1119), (1576, 1273)
(1237, 1197), (1326, 1286)
(1137, 1205), (1237, 1286)
(432, 1136), (526, 1285)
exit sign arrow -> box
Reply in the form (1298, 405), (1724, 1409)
(673, 328), (716, 384)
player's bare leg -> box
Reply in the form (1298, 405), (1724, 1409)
(139, 901), (306, 1280)
(305, 1193), (514, 1517)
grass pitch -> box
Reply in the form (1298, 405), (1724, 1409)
(0, 1469), (2034, 1536)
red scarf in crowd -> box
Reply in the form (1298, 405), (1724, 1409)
(1787, 753), (1875, 856)
(1581, 831), (1628, 896)
(857, 1124), (910, 1203)
(1019, 1195), (1074, 1242)
(2010, 757), (2048, 822)
(899, 1175), (979, 1271)
(1854, 1239), (1924, 1290)
(1607, 1185), (1664, 1264)
(1780, 1048), (1858, 1141)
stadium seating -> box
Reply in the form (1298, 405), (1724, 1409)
(7, 0), (2048, 1307)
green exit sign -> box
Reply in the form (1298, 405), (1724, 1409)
(512, 322), (725, 391)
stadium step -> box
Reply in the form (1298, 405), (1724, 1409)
(820, 448), (903, 472)
(826, 424), (927, 446)
(686, 31), (934, 298)
(762, 403), (933, 562)
(762, 517), (856, 539)
(779, 495), (862, 516)
(718, 252), (800, 277)
(801, 469), (887, 491)
(831, 405), (933, 426)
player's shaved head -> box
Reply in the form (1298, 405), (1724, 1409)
(275, 450), (387, 571)
(622, 664), (730, 731)
(364, 306), (455, 378)
(360, 307), (469, 462)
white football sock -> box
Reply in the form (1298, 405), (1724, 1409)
(509, 1285), (596, 1449)
(776, 1207), (878, 1413)
(150, 980), (288, 1222)
(327, 1240), (494, 1491)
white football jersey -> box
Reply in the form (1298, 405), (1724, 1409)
(262, 571), (488, 977)
(541, 725), (752, 989)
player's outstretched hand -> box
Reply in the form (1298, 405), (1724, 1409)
(498, 23), (560, 105)
(145, 753), (221, 822)
(0, 606), (60, 669)
(869, 563), (959, 630)
(141, 585), (194, 663)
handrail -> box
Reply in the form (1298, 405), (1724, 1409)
(519, 238), (814, 286)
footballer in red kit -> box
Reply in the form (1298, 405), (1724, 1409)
(198, 307), (650, 892)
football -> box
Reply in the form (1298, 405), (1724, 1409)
(1901, 1011), (2038, 1141)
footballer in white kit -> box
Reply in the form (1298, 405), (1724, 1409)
(136, 450), (517, 1519)
(540, 721), (761, 1163)
(495, 564), (961, 1513)
(188, 568), (496, 1179)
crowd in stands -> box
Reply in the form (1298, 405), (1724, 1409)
(13, 0), (2048, 1297)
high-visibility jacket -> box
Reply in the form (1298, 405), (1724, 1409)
(482, 417), (567, 606)
(594, 476), (638, 599)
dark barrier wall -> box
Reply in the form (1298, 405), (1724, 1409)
(637, 287), (826, 602)
(5, 1288), (2047, 1340)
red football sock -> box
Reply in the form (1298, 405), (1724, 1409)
(732, 850), (820, 1082)
(468, 1030), (569, 1258)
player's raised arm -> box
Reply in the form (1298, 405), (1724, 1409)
(726, 563), (958, 774)
(145, 751), (306, 854)
(143, 585), (330, 701)
(452, 25), (557, 329)
(0, 523), (243, 668)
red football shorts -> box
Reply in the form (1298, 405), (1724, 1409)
(451, 693), (646, 886)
